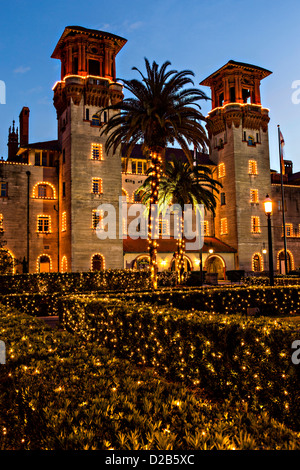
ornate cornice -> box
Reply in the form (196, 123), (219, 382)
(206, 104), (269, 136)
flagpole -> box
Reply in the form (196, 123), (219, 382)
(278, 125), (288, 274)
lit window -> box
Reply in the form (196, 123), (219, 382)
(204, 220), (209, 236)
(159, 219), (169, 236)
(0, 182), (8, 197)
(61, 256), (68, 273)
(37, 215), (51, 233)
(92, 178), (103, 194)
(33, 182), (56, 199)
(92, 209), (103, 230)
(91, 143), (103, 161)
(62, 212), (67, 232)
(248, 160), (258, 175)
(252, 253), (263, 272)
(218, 163), (226, 178)
(220, 218), (228, 235)
(251, 216), (261, 233)
(284, 223), (293, 237)
(250, 189), (259, 203)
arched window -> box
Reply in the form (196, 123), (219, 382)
(91, 253), (105, 271)
(61, 256), (68, 273)
(277, 249), (294, 274)
(37, 254), (52, 273)
(91, 114), (100, 126)
(252, 253), (263, 272)
(248, 135), (255, 146)
(33, 182), (56, 199)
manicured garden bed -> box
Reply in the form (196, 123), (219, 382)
(0, 305), (299, 450)
(58, 295), (300, 431)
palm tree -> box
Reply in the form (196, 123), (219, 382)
(138, 156), (221, 284)
(100, 58), (209, 288)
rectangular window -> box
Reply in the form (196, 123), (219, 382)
(86, 109), (89, 121)
(218, 163), (226, 178)
(35, 152), (41, 166)
(92, 210), (104, 230)
(37, 215), (51, 233)
(284, 223), (293, 237)
(62, 182), (66, 197)
(0, 214), (3, 231)
(203, 220), (209, 236)
(42, 152), (47, 166)
(0, 182), (8, 197)
(251, 216), (261, 233)
(137, 161), (143, 174)
(250, 189), (259, 203)
(159, 219), (170, 236)
(62, 149), (65, 164)
(248, 160), (258, 175)
(220, 218), (228, 235)
(220, 192), (226, 206)
(62, 212), (67, 232)
(91, 143), (103, 161)
(92, 178), (103, 194)
(131, 161), (137, 173)
(38, 185), (47, 198)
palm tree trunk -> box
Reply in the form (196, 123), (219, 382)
(176, 215), (185, 284)
(148, 150), (162, 289)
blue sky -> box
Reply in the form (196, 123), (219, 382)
(0, 0), (300, 171)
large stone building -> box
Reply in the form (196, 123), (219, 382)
(0, 26), (299, 278)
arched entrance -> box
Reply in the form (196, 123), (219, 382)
(205, 255), (225, 280)
(171, 255), (192, 272)
(132, 255), (150, 270)
(91, 253), (104, 271)
(277, 250), (294, 274)
(38, 255), (51, 273)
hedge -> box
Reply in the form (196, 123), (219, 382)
(2, 306), (300, 450)
(0, 270), (179, 295)
(58, 295), (300, 431)
(1, 285), (299, 319)
(114, 285), (300, 316)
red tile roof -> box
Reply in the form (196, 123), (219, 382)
(123, 236), (236, 253)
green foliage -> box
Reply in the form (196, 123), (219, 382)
(0, 305), (299, 450)
(0, 270), (181, 296)
(58, 295), (300, 431)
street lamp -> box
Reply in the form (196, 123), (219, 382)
(264, 194), (274, 286)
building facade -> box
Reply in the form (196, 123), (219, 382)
(0, 27), (299, 277)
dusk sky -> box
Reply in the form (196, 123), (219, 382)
(1, 0), (300, 172)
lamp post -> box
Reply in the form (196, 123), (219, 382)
(264, 195), (274, 286)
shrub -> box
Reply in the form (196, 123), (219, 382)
(58, 295), (300, 431)
(0, 305), (299, 450)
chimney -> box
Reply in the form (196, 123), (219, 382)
(19, 107), (30, 147)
